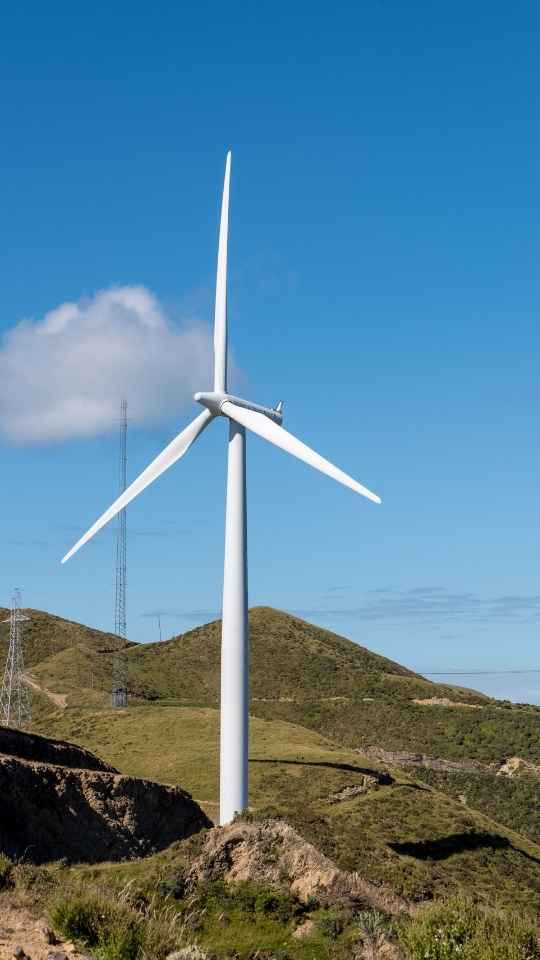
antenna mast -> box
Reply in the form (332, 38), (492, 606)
(0, 590), (31, 728)
(112, 398), (128, 707)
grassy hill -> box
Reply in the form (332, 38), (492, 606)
(126, 606), (485, 704)
(0, 607), (132, 716)
(0, 607), (132, 670)
(12, 604), (540, 852)
(34, 704), (540, 917)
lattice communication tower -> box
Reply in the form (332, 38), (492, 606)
(112, 398), (128, 707)
(0, 590), (31, 728)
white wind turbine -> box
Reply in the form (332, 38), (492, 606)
(62, 153), (381, 825)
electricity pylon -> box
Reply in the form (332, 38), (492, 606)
(0, 590), (31, 728)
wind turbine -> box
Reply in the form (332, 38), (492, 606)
(61, 153), (381, 825)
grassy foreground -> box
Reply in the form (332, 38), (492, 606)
(1, 842), (539, 960)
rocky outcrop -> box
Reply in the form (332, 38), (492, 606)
(0, 728), (211, 864)
(360, 745), (485, 775)
(492, 756), (540, 779)
(324, 772), (392, 804)
(187, 818), (410, 916)
(360, 745), (540, 781)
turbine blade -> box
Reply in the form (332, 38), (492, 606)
(214, 151), (231, 392)
(222, 401), (381, 504)
(61, 409), (213, 564)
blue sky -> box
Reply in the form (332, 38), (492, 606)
(1, 2), (539, 703)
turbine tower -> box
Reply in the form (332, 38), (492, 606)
(62, 153), (382, 824)
(0, 590), (31, 728)
(112, 398), (128, 708)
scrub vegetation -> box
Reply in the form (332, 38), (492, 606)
(25, 605), (540, 847)
(34, 704), (540, 916)
(2, 843), (539, 960)
(5, 603), (540, 954)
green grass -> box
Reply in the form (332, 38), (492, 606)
(34, 705), (540, 917)
(0, 854), (12, 890)
(12, 844), (539, 960)
(17, 603), (540, 876)
(397, 898), (540, 959)
(0, 607), (130, 671)
(28, 606), (540, 770)
(27, 605), (540, 765)
(252, 693), (540, 764)
(50, 887), (182, 960)
(45, 873), (384, 960)
(408, 766), (540, 846)
(35, 705), (388, 812)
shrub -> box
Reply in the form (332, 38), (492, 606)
(50, 891), (141, 960)
(188, 879), (301, 925)
(315, 907), (347, 940)
(157, 868), (187, 901)
(0, 854), (12, 890)
(398, 899), (540, 960)
(49, 888), (183, 960)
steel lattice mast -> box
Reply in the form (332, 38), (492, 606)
(112, 398), (128, 707)
(0, 590), (31, 728)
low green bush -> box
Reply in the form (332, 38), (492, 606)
(398, 898), (540, 960)
(315, 907), (347, 940)
(49, 888), (182, 960)
(50, 891), (141, 960)
(0, 854), (13, 890)
(188, 878), (302, 925)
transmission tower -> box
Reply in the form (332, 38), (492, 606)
(112, 398), (128, 707)
(0, 590), (31, 728)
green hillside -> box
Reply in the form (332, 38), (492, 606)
(14, 605), (540, 850)
(126, 606), (484, 704)
(34, 704), (540, 917)
(124, 607), (539, 768)
(0, 607), (132, 670)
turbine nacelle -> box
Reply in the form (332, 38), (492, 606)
(194, 391), (283, 425)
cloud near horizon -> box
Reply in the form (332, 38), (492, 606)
(0, 286), (213, 443)
(298, 586), (540, 626)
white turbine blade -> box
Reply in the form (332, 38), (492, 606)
(222, 401), (381, 504)
(61, 409), (213, 564)
(214, 151), (231, 392)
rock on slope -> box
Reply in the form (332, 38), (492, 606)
(0, 726), (211, 864)
(188, 818), (410, 917)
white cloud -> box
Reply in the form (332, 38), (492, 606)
(0, 286), (214, 443)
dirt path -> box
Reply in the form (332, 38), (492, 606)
(24, 676), (67, 709)
(0, 903), (85, 960)
(413, 696), (482, 709)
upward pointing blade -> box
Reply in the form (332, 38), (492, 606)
(222, 401), (381, 504)
(214, 152), (231, 392)
(61, 409), (214, 564)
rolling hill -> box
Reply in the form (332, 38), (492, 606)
(34, 704), (540, 916)
(7, 604), (540, 860)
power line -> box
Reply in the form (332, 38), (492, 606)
(421, 669), (540, 676)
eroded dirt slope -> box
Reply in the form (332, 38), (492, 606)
(0, 726), (210, 864)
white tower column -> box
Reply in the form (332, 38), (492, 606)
(219, 419), (249, 825)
